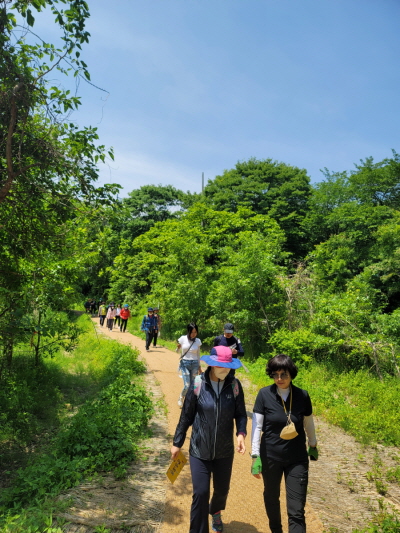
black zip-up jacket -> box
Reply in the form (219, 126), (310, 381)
(173, 367), (247, 460)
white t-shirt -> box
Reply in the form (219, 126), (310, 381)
(178, 336), (202, 361)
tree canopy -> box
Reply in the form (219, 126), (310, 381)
(203, 158), (312, 258)
(0, 0), (119, 368)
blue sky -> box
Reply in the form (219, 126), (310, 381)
(35, 0), (400, 195)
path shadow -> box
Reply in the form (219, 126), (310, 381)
(226, 521), (265, 533)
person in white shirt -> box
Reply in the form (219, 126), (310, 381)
(176, 323), (202, 408)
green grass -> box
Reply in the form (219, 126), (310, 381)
(0, 313), (153, 533)
(245, 358), (400, 447)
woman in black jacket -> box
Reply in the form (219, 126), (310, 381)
(171, 345), (247, 533)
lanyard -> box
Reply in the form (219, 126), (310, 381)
(277, 385), (292, 416)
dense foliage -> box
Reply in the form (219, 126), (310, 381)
(1, 3), (399, 532)
(0, 314), (151, 531)
(100, 153), (400, 380)
(0, 0), (119, 371)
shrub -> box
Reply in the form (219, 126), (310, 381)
(0, 321), (152, 510)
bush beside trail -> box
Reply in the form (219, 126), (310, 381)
(0, 314), (153, 531)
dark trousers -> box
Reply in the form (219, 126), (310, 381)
(99, 315), (106, 326)
(107, 318), (114, 330)
(261, 451), (308, 533)
(153, 330), (158, 346)
(145, 330), (156, 349)
(120, 318), (128, 332)
(115, 315), (121, 327)
(189, 455), (234, 533)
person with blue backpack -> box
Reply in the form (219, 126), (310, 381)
(141, 307), (158, 351)
(171, 345), (247, 533)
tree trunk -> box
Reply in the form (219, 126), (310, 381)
(3, 331), (14, 369)
(34, 310), (42, 366)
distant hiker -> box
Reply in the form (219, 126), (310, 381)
(171, 346), (246, 533)
(141, 307), (158, 351)
(153, 306), (162, 347)
(90, 299), (97, 315)
(98, 301), (107, 326)
(213, 323), (244, 359)
(251, 354), (318, 533)
(84, 300), (91, 313)
(119, 304), (131, 332)
(176, 323), (202, 408)
(115, 303), (122, 328)
(106, 303), (116, 331)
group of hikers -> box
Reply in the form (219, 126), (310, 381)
(98, 301), (133, 332)
(171, 322), (318, 533)
(84, 299), (134, 333)
(84, 300), (162, 339)
(84, 299), (318, 533)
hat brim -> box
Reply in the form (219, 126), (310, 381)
(200, 355), (242, 369)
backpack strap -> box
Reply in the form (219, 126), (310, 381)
(194, 376), (239, 397)
(232, 378), (239, 398)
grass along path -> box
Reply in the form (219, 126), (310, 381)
(64, 316), (400, 533)
(85, 318), (324, 533)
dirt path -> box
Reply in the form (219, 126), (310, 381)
(61, 320), (399, 533)
(77, 322), (323, 533)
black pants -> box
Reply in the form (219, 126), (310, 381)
(120, 318), (128, 332)
(115, 315), (121, 327)
(99, 315), (106, 326)
(107, 318), (114, 330)
(153, 330), (158, 346)
(145, 330), (156, 349)
(189, 455), (233, 533)
(261, 449), (308, 533)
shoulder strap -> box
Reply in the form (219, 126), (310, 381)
(180, 339), (195, 360)
(232, 378), (239, 397)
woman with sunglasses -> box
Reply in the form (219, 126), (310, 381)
(250, 354), (318, 533)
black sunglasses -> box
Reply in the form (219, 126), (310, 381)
(271, 372), (289, 380)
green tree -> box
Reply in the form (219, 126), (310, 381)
(310, 204), (396, 292)
(110, 203), (287, 349)
(203, 158), (311, 259)
(119, 184), (192, 241)
(0, 0), (119, 368)
(304, 151), (400, 245)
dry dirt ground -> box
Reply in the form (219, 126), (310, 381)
(58, 320), (400, 533)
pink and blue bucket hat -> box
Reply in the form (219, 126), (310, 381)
(201, 345), (242, 369)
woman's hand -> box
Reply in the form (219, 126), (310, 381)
(236, 434), (246, 454)
(170, 445), (181, 460)
(251, 456), (262, 479)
